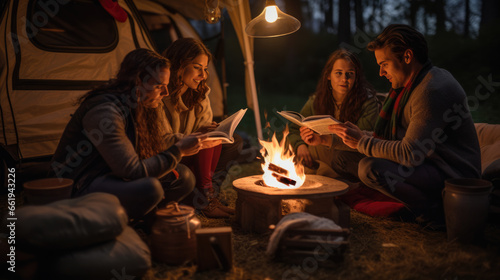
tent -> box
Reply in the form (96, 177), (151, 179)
(0, 0), (152, 169)
(0, 0), (261, 187)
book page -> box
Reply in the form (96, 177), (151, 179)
(303, 115), (340, 123)
(214, 110), (238, 134)
(277, 111), (305, 127)
(204, 108), (247, 144)
(303, 118), (339, 135)
(279, 111), (304, 121)
(277, 111), (339, 134)
(204, 131), (233, 143)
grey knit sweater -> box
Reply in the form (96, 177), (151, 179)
(358, 66), (481, 179)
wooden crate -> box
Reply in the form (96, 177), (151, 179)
(195, 227), (233, 272)
(271, 226), (350, 267)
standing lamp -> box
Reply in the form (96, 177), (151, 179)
(245, 0), (300, 38)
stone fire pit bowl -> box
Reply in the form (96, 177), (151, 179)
(232, 175), (350, 233)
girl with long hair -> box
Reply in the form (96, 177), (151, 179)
(162, 38), (233, 218)
(287, 49), (380, 181)
(51, 48), (204, 220)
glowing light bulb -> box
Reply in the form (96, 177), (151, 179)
(204, 7), (221, 24)
(265, 6), (278, 23)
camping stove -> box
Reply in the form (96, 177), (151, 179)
(232, 175), (350, 233)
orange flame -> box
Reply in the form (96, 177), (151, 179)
(259, 128), (305, 189)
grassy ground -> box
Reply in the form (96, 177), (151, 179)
(2, 160), (499, 279)
(142, 161), (500, 280)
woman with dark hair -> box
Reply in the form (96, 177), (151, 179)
(162, 38), (233, 218)
(51, 48), (204, 220)
(287, 49), (380, 181)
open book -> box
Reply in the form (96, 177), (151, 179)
(277, 111), (341, 135)
(204, 108), (248, 144)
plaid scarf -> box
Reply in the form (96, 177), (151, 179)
(373, 61), (432, 140)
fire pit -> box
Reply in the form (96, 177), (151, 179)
(233, 174), (350, 233)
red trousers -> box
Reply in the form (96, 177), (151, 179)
(181, 144), (222, 191)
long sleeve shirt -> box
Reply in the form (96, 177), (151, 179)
(358, 67), (481, 179)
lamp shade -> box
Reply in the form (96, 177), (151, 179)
(245, 0), (300, 38)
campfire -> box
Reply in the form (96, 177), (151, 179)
(231, 127), (349, 233)
(259, 129), (305, 189)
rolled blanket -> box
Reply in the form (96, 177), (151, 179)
(266, 212), (343, 256)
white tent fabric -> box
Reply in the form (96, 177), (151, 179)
(0, 0), (154, 160)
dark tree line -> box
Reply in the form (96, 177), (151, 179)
(277, 0), (500, 41)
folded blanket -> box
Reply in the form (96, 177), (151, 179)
(16, 192), (128, 252)
(266, 212), (342, 256)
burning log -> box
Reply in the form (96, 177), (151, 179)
(259, 129), (306, 189)
(272, 172), (296, 186)
(268, 163), (289, 176)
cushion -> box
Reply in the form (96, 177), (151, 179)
(475, 123), (500, 176)
(475, 123), (500, 147)
(16, 192), (128, 252)
(340, 186), (405, 217)
(46, 226), (151, 280)
(480, 142), (500, 174)
(483, 158), (500, 182)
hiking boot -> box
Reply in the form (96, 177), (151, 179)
(212, 197), (235, 215)
(201, 200), (231, 218)
(204, 188), (235, 215)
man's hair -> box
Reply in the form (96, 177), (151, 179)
(367, 24), (428, 64)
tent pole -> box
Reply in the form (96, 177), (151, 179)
(238, 0), (263, 140)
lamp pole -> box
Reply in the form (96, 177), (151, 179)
(238, 0), (263, 140)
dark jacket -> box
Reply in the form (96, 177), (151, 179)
(50, 93), (181, 193)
